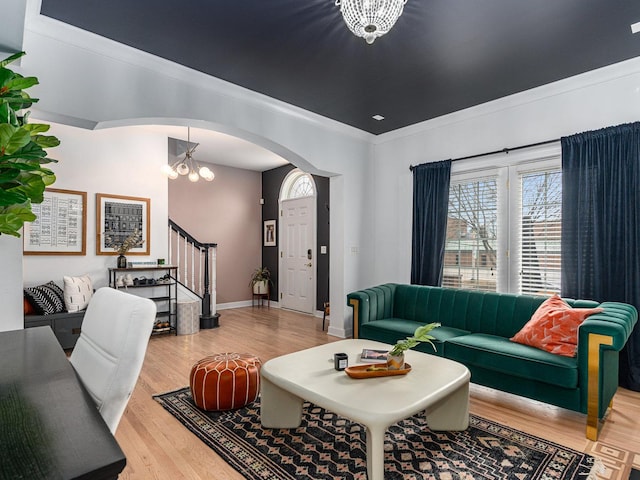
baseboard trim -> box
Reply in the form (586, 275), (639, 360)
(217, 300), (281, 310)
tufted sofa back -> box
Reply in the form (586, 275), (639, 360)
(358, 283), (600, 338)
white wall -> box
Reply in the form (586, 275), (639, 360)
(22, 123), (169, 290)
(0, 236), (23, 332)
(371, 57), (640, 285)
(11, 1), (374, 338)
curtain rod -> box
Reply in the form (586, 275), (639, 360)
(409, 138), (560, 171)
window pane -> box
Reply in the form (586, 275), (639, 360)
(444, 177), (498, 291)
(290, 176), (314, 198)
(519, 170), (562, 295)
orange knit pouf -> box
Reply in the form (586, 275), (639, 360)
(189, 353), (262, 411)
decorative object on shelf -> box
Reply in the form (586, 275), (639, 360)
(23, 189), (87, 255)
(107, 228), (144, 269)
(263, 220), (276, 247)
(97, 193), (150, 255)
(161, 127), (214, 182)
(335, 0), (407, 45)
(387, 322), (440, 370)
(108, 266), (178, 336)
(0, 51), (60, 237)
(250, 267), (272, 294)
(127, 261), (158, 268)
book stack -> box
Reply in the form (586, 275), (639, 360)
(359, 348), (388, 363)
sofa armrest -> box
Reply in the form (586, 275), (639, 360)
(347, 284), (397, 338)
(576, 301), (637, 440)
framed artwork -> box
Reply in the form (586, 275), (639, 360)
(264, 219), (276, 247)
(23, 188), (87, 255)
(96, 193), (150, 255)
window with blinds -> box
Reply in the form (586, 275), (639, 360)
(518, 169), (562, 295)
(443, 177), (498, 291)
(442, 151), (562, 294)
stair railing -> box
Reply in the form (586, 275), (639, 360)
(168, 219), (219, 328)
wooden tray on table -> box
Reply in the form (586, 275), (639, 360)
(344, 363), (412, 379)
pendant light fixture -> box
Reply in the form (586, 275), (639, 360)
(335, 0), (407, 44)
(161, 127), (215, 182)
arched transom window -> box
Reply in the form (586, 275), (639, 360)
(280, 169), (316, 200)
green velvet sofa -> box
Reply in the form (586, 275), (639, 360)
(347, 283), (637, 440)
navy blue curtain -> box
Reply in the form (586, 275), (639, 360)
(561, 122), (640, 391)
(411, 160), (451, 286)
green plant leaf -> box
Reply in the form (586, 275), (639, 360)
(0, 204), (36, 237)
(0, 103), (9, 124)
(0, 52), (25, 68)
(0, 69), (13, 89)
(0, 123), (15, 147)
(23, 123), (50, 134)
(4, 141), (47, 161)
(33, 135), (60, 149)
(0, 189), (27, 206)
(8, 172), (47, 203)
(2, 161), (41, 172)
(0, 166), (20, 183)
(1, 128), (30, 155)
(6, 77), (38, 92)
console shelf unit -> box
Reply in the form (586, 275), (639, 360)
(108, 265), (178, 336)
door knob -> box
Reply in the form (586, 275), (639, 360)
(306, 262), (312, 267)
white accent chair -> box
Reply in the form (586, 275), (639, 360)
(70, 287), (156, 434)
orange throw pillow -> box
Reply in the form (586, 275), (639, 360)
(510, 294), (603, 357)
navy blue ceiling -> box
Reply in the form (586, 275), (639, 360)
(40, 0), (640, 135)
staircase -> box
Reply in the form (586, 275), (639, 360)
(168, 220), (219, 328)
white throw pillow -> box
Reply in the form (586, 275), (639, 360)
(63, 275), (93, 312)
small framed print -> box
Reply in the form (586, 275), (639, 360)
(23, 188), (87, 255)
(96, 193), (150, 255)
(264, 219), (276, 247)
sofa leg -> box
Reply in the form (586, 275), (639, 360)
(586, 333), (613, 441)
(349, 298), (359, 339)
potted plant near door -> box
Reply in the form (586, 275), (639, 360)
(250, 267), (272, 295)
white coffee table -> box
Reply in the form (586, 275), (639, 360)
(260, 339), (470, 480)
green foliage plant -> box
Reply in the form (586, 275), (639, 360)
(249, 267), (272, 288)
(389, 322), (441, 356)
(0, 51), (59, 237)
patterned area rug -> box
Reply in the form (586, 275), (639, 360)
(154, 387), (602, 480)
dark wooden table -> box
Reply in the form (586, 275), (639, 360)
(0, 326), (126, 479)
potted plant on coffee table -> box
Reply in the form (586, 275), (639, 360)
(249, 267), (272, 295)
(387, 322), (441, 370)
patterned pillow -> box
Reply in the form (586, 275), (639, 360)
(23, 281), (66, 315)
(510, 294), (603, 357)
(63, 275), (93, 312)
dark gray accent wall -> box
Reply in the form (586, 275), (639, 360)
(262, 165), (330, 311)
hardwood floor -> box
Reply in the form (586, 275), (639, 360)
(116, 307), (640, 479)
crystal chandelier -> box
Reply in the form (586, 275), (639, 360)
(335, 0), (407, 44)
(161, 127), (215, 182)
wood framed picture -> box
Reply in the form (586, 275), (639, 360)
(96, 193), (150, 255)
(264, 219), (276, 247)
(23, 188), (87, 255)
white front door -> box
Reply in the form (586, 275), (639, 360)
(279, 196), (316, 313)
